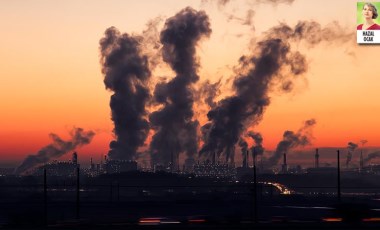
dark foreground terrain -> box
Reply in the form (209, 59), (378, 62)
(2, 172), (380, 229)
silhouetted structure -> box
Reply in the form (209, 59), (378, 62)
(72, 152), (78, 165)
(337, 150), (341, 202)
(105, 160), (138, 174)
(281, 153), (288, 174)
(315, 148), (319, 168)
(194, 160), (236, 178)
(35, 161), (78, 177)
(360, 150), (364, 172)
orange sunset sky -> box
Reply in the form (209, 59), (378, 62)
(0, 0), (379, 166)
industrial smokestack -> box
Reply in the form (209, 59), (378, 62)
(243, 153), (247, 168)
(171, 151), (174, 173)
(360, 150), (364, 172)
(315, 148), (319, 168)
(282, 152), (287, 173)
(248, 132), (264, 168)
(337, 150), (341, 202)
(246, 150), (249, 168)
(178, 153), (180, 172)
(73, 152), (78, 165)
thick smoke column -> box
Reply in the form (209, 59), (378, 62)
(265, 119), (316, 168)
(346, 141), (358, 167)
(149, 7), (212, 165)
(247, 131), (264, 158)
(15, 128), (95, 175)
(364, 151), (380, 165)
(199, 20), (350, 162)
(99, 27), (151, 160)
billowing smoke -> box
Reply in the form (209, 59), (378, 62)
(265, 119), (316, 168)
(199, 80), (222, 109)
(99, 27), (151, 160)
(247, 131), (265, 160)
(346, 141), (358, 167)
(141, 17), (164, 70)
(364, 151), (380, 165)
(149, 7), (212, 165)
(15, 128), (95, 175)
(266, 21), (352, 47)
(227, 9), (255, 26)
(199, 20), (349, 162)
(212, 0), (295, 28)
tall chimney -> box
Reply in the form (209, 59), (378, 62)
(282, 152), (287, 173)
(177, 152), (180, 172)
(243, 151), (247, 168)
(337, 150), (341, 202)
(72, 152), (78, 165)
(90, 158), (94, 170)
(171, 151), (174, 172)
(315, 148), (319, 168)
(360, 150), (364, 172)
(246, 150), (249, 168)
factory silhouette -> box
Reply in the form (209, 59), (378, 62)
(20, 147), (380, 179)
(2, 146), (380, 229)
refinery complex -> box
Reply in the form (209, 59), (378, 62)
(3, 148), (377, 179)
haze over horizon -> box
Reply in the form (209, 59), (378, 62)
(1, 0), (379, 168)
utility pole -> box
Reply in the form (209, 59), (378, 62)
(76, 167), (80, 219)
(253, 148), (258, 223)
(337, 150), (341, 202)
(44, 168), (47, 226)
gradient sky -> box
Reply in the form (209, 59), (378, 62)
(0, 0), (379, 166)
